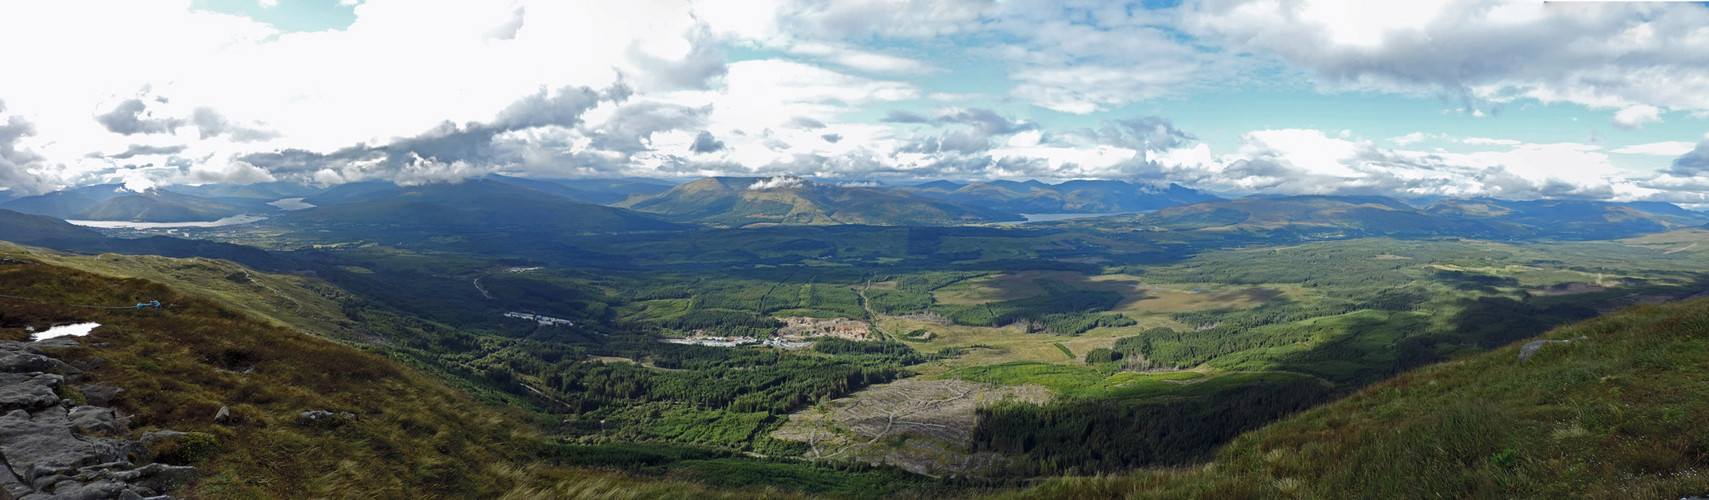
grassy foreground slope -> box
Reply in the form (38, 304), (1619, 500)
(0, 251), (763, 499)
(1015, 295), (1709, 499)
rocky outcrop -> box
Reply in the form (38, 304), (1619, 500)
(0, 339), (199, 499)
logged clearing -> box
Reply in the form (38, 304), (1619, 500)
(770, 378), (1050, 477)
(931, 270), (1291, 315)
(932, 271), (1095, 305)
(1105, 284), (1288, 315)
(879, 316), (1182, 373)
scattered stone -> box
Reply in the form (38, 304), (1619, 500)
(31, 337), (82, 349)
(68, 406), (125, 436)
(213, 406), (230, 425)
(297, 410), (356, 427)
(1519, 336), (1590, 362)
(139, 430), (186, 444)
(71, 357), (108, 372)
(77, 384), (121, 407)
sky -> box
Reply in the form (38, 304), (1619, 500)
(3, 0), (1709, 205)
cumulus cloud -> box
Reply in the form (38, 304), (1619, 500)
(95, 98), (183, 135)
(1137, 128), (1647, 200)
(1611, 141), (1698, 156)
(0, 0), (728, 192)
(748, 174), (808, 190)
(788, 116), (827, 129)
(1086, 117), (1195, 151)
(1667, 139), (1709, 177)
(882, 110), (931, 124)
(691, 130), (725, 153)
(108, 144), (188, 160)
(1182, 0), (1709, 121)
(0, 102), (50, 194)
(2, 0), (1706, 204)
(238, 85), (616, 185)
(191, 108), (278, 142)
(1612, 105), (1662, 130)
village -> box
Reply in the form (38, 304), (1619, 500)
(662, 316), (874, 349)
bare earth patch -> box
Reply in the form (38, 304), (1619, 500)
(1530, 282), (1608, 297)
(770, 378), (1050, 477)
(776, 316), (872, 340)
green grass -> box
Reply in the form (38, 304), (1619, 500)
(948, 361), (1281, 400)
(1009, 294), (1709, 499)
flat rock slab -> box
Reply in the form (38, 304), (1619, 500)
(0, 408), (135, 485)
(0, 373), (65, 413)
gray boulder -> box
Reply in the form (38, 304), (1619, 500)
(76, 383), (121, 407)
(139, 430), (186, 444)
(0, 407), (136, 485)
(297, 409), (356, 427)
(0, 373), (64, 413)
(0, 351), (61, 374)
(68, 406), (125, 436)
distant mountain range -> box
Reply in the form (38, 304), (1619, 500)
(285, 179), (686, 236)
(482, 174), (674, 205)
(616, 176), (1023, 227)
(1424, 198), (1709, 239)
(1112, 195), (1709, 240)
(893, 179), (1220, 214)
(0, 184), (249, 222)
(5, 177), (1707, 239)
(0, 208), (280, 266)
(1123, 195), (1510, 238)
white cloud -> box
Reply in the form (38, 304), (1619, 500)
(1389, 132), (1435, 146)
(1183, 0), (1709, 117)
(1461, 137), (1521, 146)
(1612, 104), (1662, 129)
(0, 0), (723, 189)
(749, 174), (808, 189)
(1, 0), (1706, 202)
(1147, 128), (1638, 199)
(1611, 141), (1697, 156)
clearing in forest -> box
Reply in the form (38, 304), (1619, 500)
(770, 378), (1050, 477)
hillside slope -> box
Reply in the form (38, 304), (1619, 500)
(1015, 295), (1709, 499)
(0, 209), (282, 269)
(1427, 198), (1709, 239)
(3, 185), (249, 222)
(282, 179), (687, 237)
(76, 189), (246, 222)
(1116, 195), (1512, 238)
(0, 250), (767, 499)
(897, 179), (1218, 214)
(618, 176), (1021, 226)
